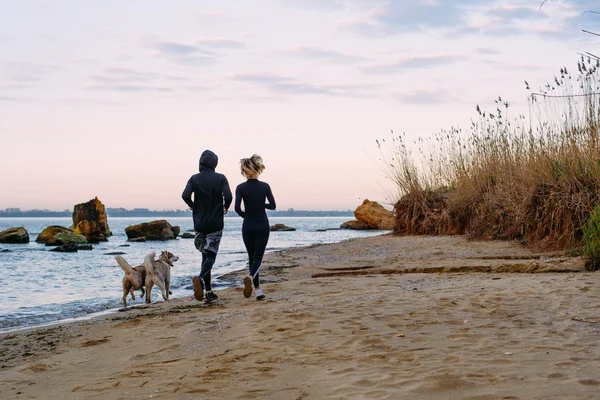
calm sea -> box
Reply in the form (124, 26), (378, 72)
(0, 217), (384, 332)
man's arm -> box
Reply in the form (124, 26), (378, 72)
(222, 175), (233, 210)
(182, 177), (194, 209)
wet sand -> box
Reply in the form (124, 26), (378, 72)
(1, 235), (599, 399)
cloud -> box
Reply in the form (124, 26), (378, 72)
(0, 62), (61, 85)
(473, 47), (501, 55)
(276, 0), (345, 12)
(362, 55), (467, 74)
(278, 46), (369, 63)
(396, 90), (462, 105)
(195, 37), (246, 49)
(184, 85), (214, 92)
(150, 40), (200, 56)
(0, 95), (31, 102)
(58, 98), (122, 106)
(232, 72), (375, 97)
(486, 7), (548, 21)
(338, 2), (474, 35)
(86, 67), (188, 92)
(143, 38), (219, 65)
(87, 84), (171, 92)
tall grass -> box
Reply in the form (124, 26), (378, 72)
(381, 56), (600, 250)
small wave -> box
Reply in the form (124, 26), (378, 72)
(0, 297), (121, 332)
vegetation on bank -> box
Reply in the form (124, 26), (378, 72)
(381, 57), (600, 268)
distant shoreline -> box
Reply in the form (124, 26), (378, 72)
(0, 209), (354, 218)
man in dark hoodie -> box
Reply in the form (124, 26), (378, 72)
(182, 150), (232, 303)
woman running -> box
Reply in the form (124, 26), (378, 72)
(235, 154), (276, 300)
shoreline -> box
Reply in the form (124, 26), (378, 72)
(2, 234), (599, 399)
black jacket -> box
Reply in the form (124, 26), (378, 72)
(182, 150), (233, 233)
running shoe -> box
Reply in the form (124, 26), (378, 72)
(243, 276), (253, 298)
(206, 291), (219, 303)
(192, 276), (204, 301)
(256, 288), (265, 300)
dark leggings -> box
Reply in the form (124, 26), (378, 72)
(242, 224), (270, 288)
(199, 250), (217, 291)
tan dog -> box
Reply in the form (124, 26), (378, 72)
(116, 255), (147, 306)
(144, 251), (179, 304)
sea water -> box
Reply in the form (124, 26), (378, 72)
(0, 217), (384, 332)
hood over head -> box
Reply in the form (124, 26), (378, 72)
(199, 150), (218, 171)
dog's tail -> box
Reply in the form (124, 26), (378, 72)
(116, 255), (135, 275)
(144, 252), (157, 276)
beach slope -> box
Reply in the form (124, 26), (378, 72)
(1, 235), (599, 399)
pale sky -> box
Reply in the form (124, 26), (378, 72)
(0, 0), (596, 211)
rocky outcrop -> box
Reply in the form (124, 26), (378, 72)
(270, 224), (296, 232)
(354, 199), (395, 230)
(71, 197), (111, 243)
(181, 232), (195, 239)
(36, 226), (87, 245)
(46, 231), (88, 246)
(340, 220), (370, 230)
(125, 220), (179, 241)
(0, 227), (29, 243)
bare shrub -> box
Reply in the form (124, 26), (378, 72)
(380, 56), (600, 250)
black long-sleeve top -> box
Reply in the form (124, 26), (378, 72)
(234, 179), (276, 225)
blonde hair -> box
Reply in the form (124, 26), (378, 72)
(240, 154), (265, 179)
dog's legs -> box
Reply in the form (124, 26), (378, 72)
(145, 279), (154, 303)
(166, 278), (171, 298)
(122, 280), (131, 306)
(155, 279), (168, 301)
(130, 288), (136, 301)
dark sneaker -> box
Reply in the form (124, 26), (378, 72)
(192, 276), (204, 301)
(206, 291), (219, 303)
(243, 276), (253, 298)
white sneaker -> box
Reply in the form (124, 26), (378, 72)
(255, 288), (265, 300)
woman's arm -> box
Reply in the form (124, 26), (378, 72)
(234, 186), (245, 218)
(265, 184), (276, 210)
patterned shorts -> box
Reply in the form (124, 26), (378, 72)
(194, 230), (223, 254)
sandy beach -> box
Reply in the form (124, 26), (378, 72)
(1, 234), (599, 399)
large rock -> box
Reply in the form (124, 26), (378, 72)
(125, 220), (179, 241)
(354, 199), (395, 230)
(71, 197), (111, 243)
(340, 220), (370, 230)
(36, 226), (87, 245)
(46, 230), (88, 246)
(270, 224), (296, 232)
(0, 227), (29, 244)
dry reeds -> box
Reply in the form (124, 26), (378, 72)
(381, 56), (600, 251)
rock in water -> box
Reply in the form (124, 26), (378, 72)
(50, 243), (79, 252)
(0, 227), (29, 243)
(71, 197), (112, 243)
(125, 220), (179, 241)
(36, 226), (88, 245)
(340, 220), (370, 230)
(354, 199), (395, 230)
(181, 232), (195, 239)
(46, 231), (88, 246)
(270, 224), (296, 232)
